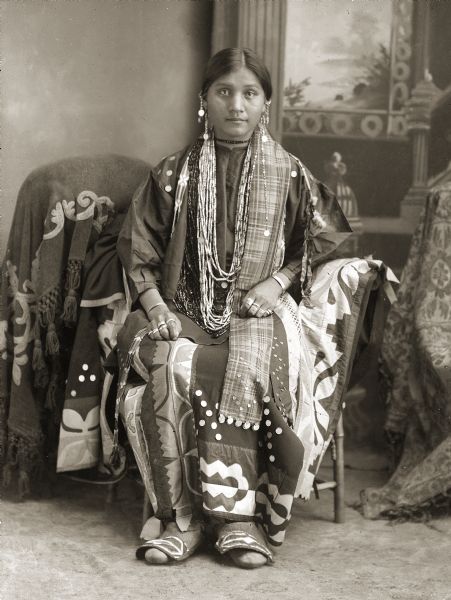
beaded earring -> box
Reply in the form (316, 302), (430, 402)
(257, 101), (271, 235)
(198, 96), (205, 121)
(260, 101), (271, 127)
(259, 101), (271, 144)
(198, 96), (210, 140)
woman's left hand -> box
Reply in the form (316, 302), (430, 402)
(239, 278), (283, 318)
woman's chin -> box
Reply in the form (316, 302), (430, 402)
(216, 124), (252, 140)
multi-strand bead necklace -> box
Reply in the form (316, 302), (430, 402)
(196, 132), (257, 332)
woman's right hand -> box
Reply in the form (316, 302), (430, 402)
(146, 304), (182, 341)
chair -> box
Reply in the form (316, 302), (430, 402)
(2, 154), (393, 527)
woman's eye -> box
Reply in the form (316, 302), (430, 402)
(245, 90), (258, 98)
(218, 88), (229, 96)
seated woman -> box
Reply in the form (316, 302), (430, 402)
(114, 47), (351, 569)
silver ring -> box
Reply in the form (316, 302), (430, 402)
(157, 321), (167, 329)
(245, 297), (255, 306)
(149, 328), (159, 335)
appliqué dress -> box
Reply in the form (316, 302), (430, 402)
(116, 138), (355, 545)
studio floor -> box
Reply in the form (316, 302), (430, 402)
(1, 447), (450, 600)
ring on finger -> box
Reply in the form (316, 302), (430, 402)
(245, 297), (255, 306)
(166, 318), (177, 325)
(157, 323), (168, 330)
(149, 328), (160, 335)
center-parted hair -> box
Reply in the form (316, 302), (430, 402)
(200, 47), (273, 101)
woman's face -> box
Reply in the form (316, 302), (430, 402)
(205, 66), (267, 141)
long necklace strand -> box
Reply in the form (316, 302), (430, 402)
(196, 133), (257, 331)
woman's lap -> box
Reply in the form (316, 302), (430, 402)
(118, 307), (304, 544)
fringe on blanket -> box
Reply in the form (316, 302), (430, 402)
(1, 429), (45, 498)
(381, 489), (451, 523)
(32, 319), (49, 389)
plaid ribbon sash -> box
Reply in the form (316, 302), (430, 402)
(220, 135), (292, 424)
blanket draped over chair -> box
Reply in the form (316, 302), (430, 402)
(0, 155), (150, 495)
(361, 184), (451, 520)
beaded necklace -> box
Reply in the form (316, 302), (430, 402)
(215, 137), (250, 145)
(196, 132), (257, 332)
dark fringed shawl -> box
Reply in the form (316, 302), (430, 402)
(0, 154), (150, 496)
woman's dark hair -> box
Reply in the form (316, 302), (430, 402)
(200, 47), (272, 100)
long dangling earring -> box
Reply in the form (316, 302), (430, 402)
(198, 96), (205, 122)
(257, 101), (271, 236)
(260, 101), (271, 126)
(203, 112), (210, 140)
(198, 96), (210, 140)
(259, 101), (271, 143)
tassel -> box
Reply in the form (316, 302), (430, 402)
(38, 288), (59, 328)
(63, 259), (82, 325)
(62, 289), (78, 324)
(32, 338), (46, 372)
(65, 259), (82, 291)
(46, 323), (59, 355)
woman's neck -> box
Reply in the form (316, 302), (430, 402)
(215, 137), (250, 149)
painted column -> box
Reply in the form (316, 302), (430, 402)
(401, 75), (440, 221)
(401, 1), (439, 222)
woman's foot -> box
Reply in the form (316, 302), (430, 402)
(228, 548), (268, 569)
(215, 521), (273, 569)
(145, 545), (171, 564)
(137, 520), (204, 564)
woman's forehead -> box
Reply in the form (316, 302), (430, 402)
(211, 67), (263, 89)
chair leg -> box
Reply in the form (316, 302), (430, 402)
(106, 482), (118, 504)
(333, 414), (345, 523)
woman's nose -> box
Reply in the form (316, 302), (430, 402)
(229, 93), (244, 113)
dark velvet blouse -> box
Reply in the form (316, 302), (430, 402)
(117, 142), (310, 304)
